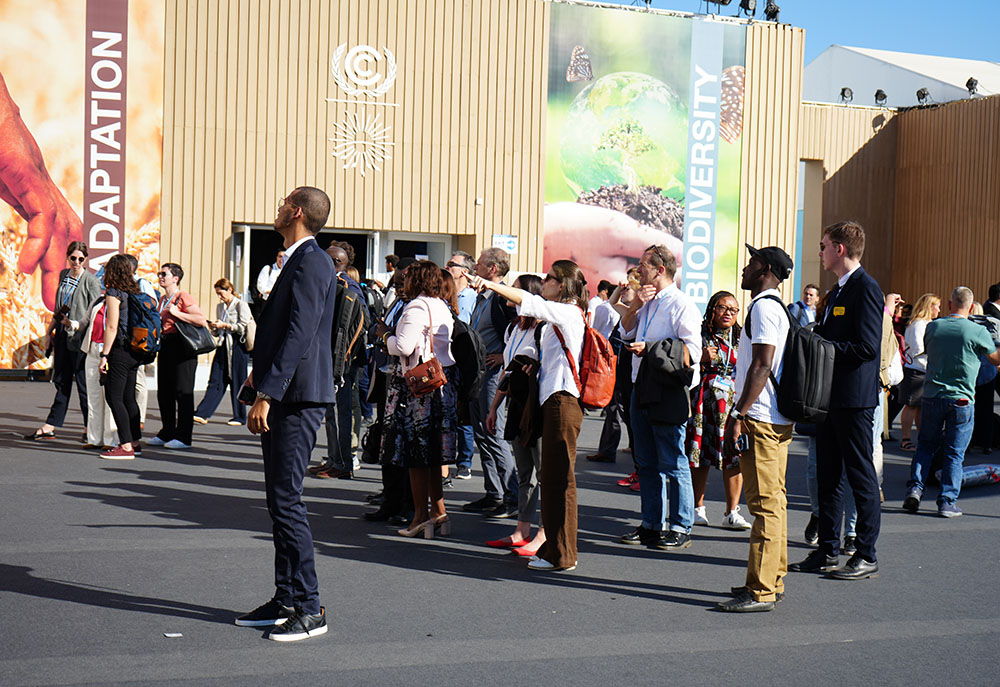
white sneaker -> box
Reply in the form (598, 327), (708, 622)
(527, 558), (576, 571)
(146, 436), (166, 446)
(164, 439), (192, 450)
(694, 506), (710, 526)
(722, 506), (752, 530)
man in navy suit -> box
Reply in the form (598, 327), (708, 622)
(790, 221), (883, 580)
(235, 187), (337, 642)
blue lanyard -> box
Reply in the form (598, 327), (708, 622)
(473, 293), (490, 329)
(640, 295), (665, 341)
(386, 300), (404, 326)
(507, 326), (532, 362)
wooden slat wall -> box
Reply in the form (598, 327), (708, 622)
(892, 95), (1000, 303)
(798, 102), (897, 292)
(161, 0), (549, 307)
(737, 21), (805, 306)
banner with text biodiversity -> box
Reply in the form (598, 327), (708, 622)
(544, 3), (746, 310)
(0, 0), (163, 369)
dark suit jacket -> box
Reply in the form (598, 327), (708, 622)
(984, 301), (1000, 321)
(252, 238), (337, 404)
(634, 338), (693, 425)
(815, 266), (883, 409)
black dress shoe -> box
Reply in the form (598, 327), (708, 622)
(654, 531), (692, 550)
(829, 554), (879, 580)
(842, 535), (857, 556)
(463, 495), (502, 513)
(730, 585), (785, 603)
(585, 453), (615, 463)
(619, 526), (659, 546)
(363, 508), (397, 522)
(789, 549), (838, 573)
(388, 513), (410, 526)
(804, 514), (819, 546)
(488, 503), (519, 519)
(717, 590), (774, 613)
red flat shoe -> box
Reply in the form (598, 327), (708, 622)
(629, 480), (641, 492)
(512, 545), (541, 557)
(486, 538), (528, 548)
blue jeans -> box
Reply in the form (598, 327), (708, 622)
(630, 389), (693, 533)
(456, 424), (475, 471)
(907, 396), (975, 505)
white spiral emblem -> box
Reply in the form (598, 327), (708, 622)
(331, 44), (397, 97)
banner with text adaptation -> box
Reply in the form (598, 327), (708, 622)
(0, 0), (163, 369)
(544, 4), (746, 310)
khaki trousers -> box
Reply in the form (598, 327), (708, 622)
(84, 347), (119, 447)
(536, 392), (584, 568)
(741, 417), (793, 602)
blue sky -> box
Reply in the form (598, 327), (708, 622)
(605, 1), (1000, 64)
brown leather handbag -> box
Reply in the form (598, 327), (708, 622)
(405, 301), (447, 397)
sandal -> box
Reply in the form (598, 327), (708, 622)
(900, 440), (916, 451)
(24, 429), (55, 441)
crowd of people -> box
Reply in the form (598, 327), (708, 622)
(24, 187), (1000, 637)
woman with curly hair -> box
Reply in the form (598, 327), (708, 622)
(687, 290), (751, 529)
(376, 261), (458, 539)
(98, 254), (143, 459)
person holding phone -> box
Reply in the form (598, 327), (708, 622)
(25, 241), (101, 441)
(718, 245), (794, 613)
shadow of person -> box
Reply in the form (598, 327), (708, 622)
(0, 563), (235, 624)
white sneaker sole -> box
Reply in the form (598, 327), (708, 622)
(100, 454), (135, 460)
(268, 623), (328, 642)
(722, 520), (752, 530)
(234, 616), (289, 627)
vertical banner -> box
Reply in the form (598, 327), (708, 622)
(0, 0), (163, 369)
(84, 0), (129, 269)
(544, 3), (746, 311)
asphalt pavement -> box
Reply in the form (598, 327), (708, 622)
(2, 381), (998, 686)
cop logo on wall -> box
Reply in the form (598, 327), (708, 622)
(327, 44), (397, 177)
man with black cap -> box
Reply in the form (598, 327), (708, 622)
(791, 221), (884, 581)
(718, 244), (794, 612)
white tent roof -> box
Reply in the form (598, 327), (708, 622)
(842, 46), (1000, 97)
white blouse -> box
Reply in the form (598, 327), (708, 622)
(517, 292), (585, 405)
(503, 321), (540, 368)
(386, 296), (455, 373)
(904, 318), (929, 372)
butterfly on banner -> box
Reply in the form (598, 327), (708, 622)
(566, 45), (593, 82)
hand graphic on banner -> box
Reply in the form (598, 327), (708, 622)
(0, 72), (84, 311)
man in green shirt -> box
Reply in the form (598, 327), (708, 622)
(903, 286), (1000, 517)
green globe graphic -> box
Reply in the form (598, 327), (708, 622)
(559, 71), (688, 201)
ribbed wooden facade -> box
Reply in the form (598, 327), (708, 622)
(737, 21), (805, 304)
(161, 0), (809, 309)
(798, 95), (1000, 302)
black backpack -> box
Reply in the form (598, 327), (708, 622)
(359, 281), (385, 322)
(746, 294), (836, 424)
(451, 318), (487, 403)
(331, 277), (371, 381)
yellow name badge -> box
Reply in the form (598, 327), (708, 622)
(833, 306), (846, 316)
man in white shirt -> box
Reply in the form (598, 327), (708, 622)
(718, 244), (794, 613)
(618, 245), (701, 550)
(587, 280), (612, 317)
(256, 250), (285, 301)
(591, 280), (621, 340)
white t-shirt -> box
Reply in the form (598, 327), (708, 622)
(622, 282), (702, 385)
(587, 295), (604, 314)
(517, 293), (584, 405)
(591, 300), (621, 340)
(503, 322), (540, 368)
(734, 289), (791, 425)
(904, 318), (929, 372)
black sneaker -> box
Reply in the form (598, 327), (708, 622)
(654, 531), (692, 550)
(267, 607), (328, 642)
(488, 502), (519, 519)
(902, 488), (922, 514)
(804, 514), (819, 545)
(463, 495), (502, 513)
(619, 526), (660, 547)
(235, 598), (295, 627)
(842, 535), (857, 556)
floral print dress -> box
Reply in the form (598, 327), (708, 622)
(686, 327), (739, 470)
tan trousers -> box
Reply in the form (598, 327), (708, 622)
(136, 365), (149, 424)
(741, 417), (793, 602)
(84, 347), (119, 447)
(536, 392), (584, 569)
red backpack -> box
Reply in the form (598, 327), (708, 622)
(552, 314), (617, 410)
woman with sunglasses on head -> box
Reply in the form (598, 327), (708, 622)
(484, 274), (547, 557)
(688, 291), (751, 530)
(26, 241), (101, 441)
(473, 261), (588, 572)
(149, 262), (207, 449)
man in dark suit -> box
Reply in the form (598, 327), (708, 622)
(236, 187), (337, 642)
(983, 282), (1000, 320)
(790, 221), (883, 580)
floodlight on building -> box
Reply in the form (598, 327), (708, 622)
(738, 0), (756, 17)
(966, 77), (979, 96)
(840, 87), (853, 104)
(874, 89), (887, 106)
(916, 87), (931, 105)
(764, 0), (780, 21)
(701, 0), (733, 14)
